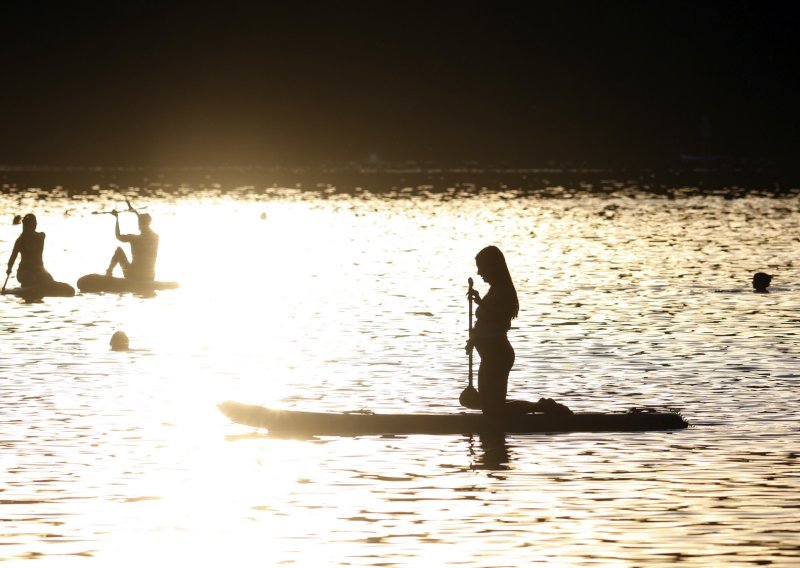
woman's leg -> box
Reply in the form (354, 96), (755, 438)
(17, 267), (33, 287)
(106, 247), (130, 277)
(17, 266), (54, 287)
(475, 340), (572, 417)
(476, 338), (514, 420)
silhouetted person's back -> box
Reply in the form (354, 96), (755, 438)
(6, 214), (54, 287)
(106, 211), (159, 280)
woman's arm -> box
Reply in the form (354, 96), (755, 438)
(475, 286), (514, 327)
(112, 212), (134, 242)
(467, 288), (482, 305)
(114, 212), (122, 241)
(7, 238), (21, 274)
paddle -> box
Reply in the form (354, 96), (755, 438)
(459, 277), (481, 409)
(91, 198), (141, 216)
(1, 271), (10, 294)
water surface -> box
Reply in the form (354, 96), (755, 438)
(1, 185), (798, 566)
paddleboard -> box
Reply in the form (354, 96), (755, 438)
(3, 281), (75, 299)
(219, 401), (688, 436)
(77, 273), (179, 295)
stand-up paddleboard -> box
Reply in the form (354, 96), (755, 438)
(219, 401), (688, 436)
(3, 281), (75, 299)
(77, 273), (179, 295)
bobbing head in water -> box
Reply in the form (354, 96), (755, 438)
(752, 272), (772, 293)
(110, 331), (130, 351)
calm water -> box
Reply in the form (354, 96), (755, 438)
(1, 184), (799, 566)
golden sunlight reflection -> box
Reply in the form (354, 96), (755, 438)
(1, 189), (799, 565)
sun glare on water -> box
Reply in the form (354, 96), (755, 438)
(2, 188), (799, 565)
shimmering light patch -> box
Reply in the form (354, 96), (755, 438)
(0, 188), (799, 566)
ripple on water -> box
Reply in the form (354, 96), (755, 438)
(0, 190), (798, 565)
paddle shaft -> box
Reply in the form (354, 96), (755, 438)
(468, 277), (474, 388)
(92, 198), (141, 216)
(1, 272), (9, 294)
(459, 277), (481, 409)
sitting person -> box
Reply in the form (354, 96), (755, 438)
(6, 214), (55, 287)
(106, 210), (159, 280)
(752, 272), (772, 293)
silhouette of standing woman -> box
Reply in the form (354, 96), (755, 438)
(6, 214), (54, 287)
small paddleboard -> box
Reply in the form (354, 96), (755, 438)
(77, 273), (179, 295)
(3, 281), (75, 299)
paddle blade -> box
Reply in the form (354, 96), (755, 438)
(459, 385), (482, 410)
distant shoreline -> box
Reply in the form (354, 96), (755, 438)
(1, 161), (798, 198)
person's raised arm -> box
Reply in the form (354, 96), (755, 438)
(113, 210), (123, 241)
(113, 209), (135, 242)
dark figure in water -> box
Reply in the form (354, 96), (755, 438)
(106, 210), (159, 280)
(6, 214), (55, 287)
(752, 272), (772, 293)
(465, 245), (571, 421)
(110, 331), (130, 351)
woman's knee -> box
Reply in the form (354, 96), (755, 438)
(111, 248), (130, 266)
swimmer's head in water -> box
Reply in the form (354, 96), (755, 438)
(110, 331), (130, 351)
(21, 213), (37, 231)
(752, 272), (772, 292)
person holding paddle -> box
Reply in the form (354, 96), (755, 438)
(465, 245), (571, 420)
(106, 205), (159, 281)
(5, 213), (55, 288)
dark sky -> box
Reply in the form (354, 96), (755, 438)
(1, 1), (798, 166)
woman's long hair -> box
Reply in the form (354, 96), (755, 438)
(476, 245), (519, 319)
